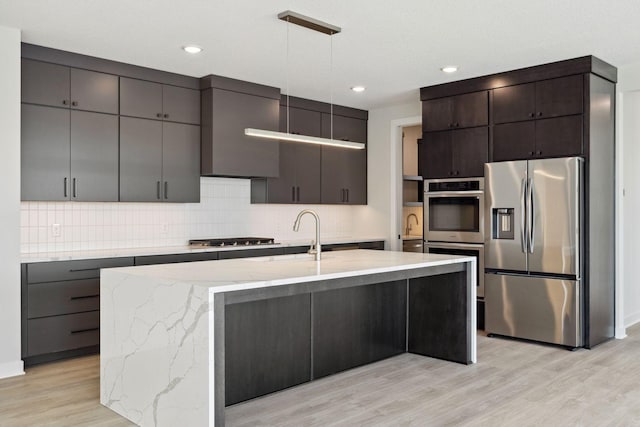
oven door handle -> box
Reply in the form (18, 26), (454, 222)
(424, 242), (484, 250)
(425, 190), (484, 197)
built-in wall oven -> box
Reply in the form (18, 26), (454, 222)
(424, 178), (484, 244)
(423, 177), (486, 314)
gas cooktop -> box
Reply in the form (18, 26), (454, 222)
(188, 237), (277, 247)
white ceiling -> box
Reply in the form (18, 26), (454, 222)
(2, 0), (640, 110)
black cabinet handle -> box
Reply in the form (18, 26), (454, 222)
(164, 114), (169, 119)
(70, 294), (99, 301)
(529, 112), (535, 118)
(156, 113), (162, 118)
(62, 100), (68, 106)
(164, 181), (168, 199)
(454, 171), (459, 176)
(346, 188), (349, 203)
(529, 151), (535, 156)
(341, 189), (346, 202)
(68, 268), (99, 273)
(537, 150), (542, 155)
(72, 178), (77, 198)
(537, 112), (542, 117)
(157, 181), (161, 200)
(296, 186), (300, 202)
(71, 101), (78, 107)
(454, 122), (459, 127)
(292, 186), (296, 202)
(70, 327), (99, 335)
(64, 177), (68, 198)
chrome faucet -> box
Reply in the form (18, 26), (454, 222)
(406, 213), (419, 235)
(293, 209), (322, 261)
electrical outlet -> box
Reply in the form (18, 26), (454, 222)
(160, 223), (169, 234)
(52, 223), (61, 237)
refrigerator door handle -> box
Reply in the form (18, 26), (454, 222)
(527, 177), (535, 253)
(520, 177), (527, 253)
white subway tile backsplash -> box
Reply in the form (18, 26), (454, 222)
(20, 177), (358, 253)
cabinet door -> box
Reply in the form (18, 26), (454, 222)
(202, 88), (279, 177)
(70, 111), (119, 201)
(493, 82), (536, 124)
(265, 142), (298, 203)
(21, 104), (70, 201)
(320, 146), (350, 203)
(492, 121), (536, 162)
(70, 68), (118, 114)
(420, 131), (452, 179)
(295, 144), (322, 203)
(535, 116), (583, 158)
(452, 127), (488, 177)
(535, 75), (583, 119)
(422, 97), (452, 132)
(284, 106), (322, 136)
(21, 59), (70, 108)
(452, 91), (488, 128)
(119, 77), (163, 120)
(162, 122), (201, 202)
(344, 149), (367, 204)
(162, 85), (200, 125)
(119, 117), (163, 202)
(225, 294), (311, 405)
(313, 281), (406, 379)
(322, 113), (367, 143)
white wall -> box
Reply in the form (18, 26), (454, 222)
(618, 62), (640, 331)
(0, 25), (23, 379)
(353, 101), (421, 249)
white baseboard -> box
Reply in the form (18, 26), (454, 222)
(0, 359), (24, 380)
(624, 310), (640, 331)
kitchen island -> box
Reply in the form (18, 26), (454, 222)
(100, 249), (476, 426)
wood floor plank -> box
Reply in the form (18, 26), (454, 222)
(1, 326), (639, 426)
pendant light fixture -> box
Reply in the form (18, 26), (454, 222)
(244, 10), (365, 150)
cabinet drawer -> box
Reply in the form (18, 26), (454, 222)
(27, 279), (100, 318)
(135, 252), (219, 266)
(27, 311), (100, 357)
(218, 248), (285, 260)
(27, 257), (134, 284)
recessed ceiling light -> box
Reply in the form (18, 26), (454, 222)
(351, 86), (366, 93)
(182, 45), (203, 54)
(441, 66), (458, 73)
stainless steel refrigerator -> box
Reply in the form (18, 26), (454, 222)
(484, 157), (583, 348)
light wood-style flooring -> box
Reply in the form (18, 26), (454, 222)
(2, 326), (640, 426)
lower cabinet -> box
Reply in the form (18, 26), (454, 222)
(22, 257), (134, 366)
(408, 272), (470, 364)
(313, 281), (406, 378)
(225, 294), (312, 406)
(225, 279), (406, 405)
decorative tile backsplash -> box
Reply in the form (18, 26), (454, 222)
(20, 177), (357, 253)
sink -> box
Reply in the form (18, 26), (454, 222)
(245, 253), (317, 262)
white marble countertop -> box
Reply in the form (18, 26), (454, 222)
(102, 249), (475, 294)
(20, 236), (386, 263)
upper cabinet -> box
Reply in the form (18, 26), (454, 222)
(422, 91), (488, 132)
(420, 91), (488, 179)
(493, 75), (583, 124)
(22, 59), (118, 114)
(201, 75), (280, 178)
(120, 77), (200, 125)
(21, 45), (201, 202)
(320, 113), (367, 205)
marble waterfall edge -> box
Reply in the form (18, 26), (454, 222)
(100, 269), (213, 426)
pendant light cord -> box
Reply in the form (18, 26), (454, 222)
(286, 17), (290, 134)
(330, 31), (334, 141)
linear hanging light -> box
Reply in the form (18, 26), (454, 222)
(244, 11), (365, 151)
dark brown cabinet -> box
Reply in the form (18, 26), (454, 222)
(22, 59), (118, 114)
(119, 117), (200, 202)
(21, 104), (119, 201)
(493, 115), (582, 161)
(493, 75), (583, 124)
(252, 106), (322, 203)
(120, 77), (200, 125)
(420, 127), (488, 179)
(321, 113), (367, 204)
(422, 91), (488, 132)
(22, 257), (134, 365)
(201, 76), (280, 178)
(225, 294), (311, 405)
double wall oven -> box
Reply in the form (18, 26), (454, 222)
(423, 177), (485, 299)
